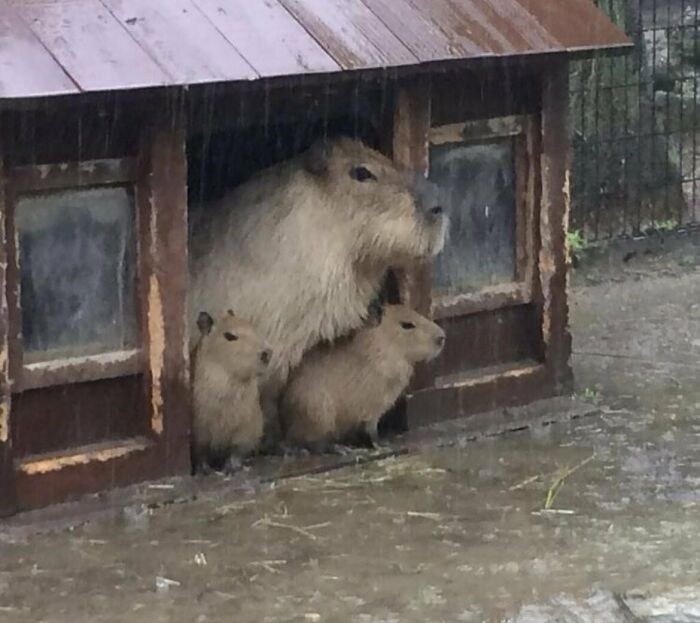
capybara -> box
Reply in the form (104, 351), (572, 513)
(280, 304), (446, 452)
(189, 137), (447, 445)
(191, 310), (272, 474)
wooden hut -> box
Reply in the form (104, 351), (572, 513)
(0, 0), (631, 515)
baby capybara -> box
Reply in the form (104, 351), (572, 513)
(281, 304), (445, 452)
(191, 310), (272, 474)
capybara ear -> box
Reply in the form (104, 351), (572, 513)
(197, 311), (214, 336)
(304, 140), (329, 176)
(364, 297), (384, 327)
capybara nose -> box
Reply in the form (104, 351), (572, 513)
(429, 205), (443, 217)
(260, 349), (272, 365)
(435, 335), (446, 348)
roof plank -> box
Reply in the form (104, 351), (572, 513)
(193, 0), (339, 78)
(11, 0), (170, 92)
(279, 0), (417, 70)
(515, 0), (631, 52)
(360, 0), (477, 62)
(102, 0), (257, 84)
(0, 0), (77, 98)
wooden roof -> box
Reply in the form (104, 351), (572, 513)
(0, 0), (631, 99)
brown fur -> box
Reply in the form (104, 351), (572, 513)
(281, 305), (445, 449)
(191, 310), (271, 472)
(189, 138), (447, 445)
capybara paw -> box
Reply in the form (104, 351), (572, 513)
(222, 455), (243, 475)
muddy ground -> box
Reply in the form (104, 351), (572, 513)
(1, 235), (700, 622)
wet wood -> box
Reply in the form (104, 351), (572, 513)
(404, 0), (508, 56)
(430, 116), (527, 146)
(20, 349), (142, 391)
(0, 145), (17, 517)
(407, 362), (551, 426)
(515, 0), (632, 52)
(11, 376), (147, 458)
(102, 0), (256, 84)
(12, 0), (169, 92)
(137, 101), (191, 468)
(14, 438), (171, 511)
(391, 80), (433, 392)
(360, 0), (461, 62)
(279, 0), (416, 70)
(432, 283), (530, 320)
(0, 0), (77, 99)
(539, 59), (573, 391)
(431, 67), (541, 126)
(9, 158), (138, 193)
(193, 0), (338, 77)
(429, 304), (542, 387)
(17, 436), (149, 475)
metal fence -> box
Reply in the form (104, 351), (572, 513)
(570, 0), (700, 241)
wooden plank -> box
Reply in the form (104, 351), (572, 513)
(403, 0), (507, 56)
(11, 375), (146, 458)
(0, 0), (77, 99)
(193, 0), (338, 78)
(407, 362), (553, 427)
(17, 436), (149, 475)
(14, 438), (170, 511)
(279, 0), (416, 70)
(428, 304), (542, 388)
(9, 158), (138, 193)
(21, 349), (142, 391)
(138, 101), (191, 471)
(430, 116), (527, 146)
(539, 60), (572, 391)
(391, 80), (434, 392)
(515, 0), (632, 53)
(12, 0), (170, 92)
(0, 143), (17, 517)
(359, 0), (467, 62)
(101, 0), (256, 84)
(432, 282), (530, 320)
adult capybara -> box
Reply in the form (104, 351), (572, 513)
(189, 137), (447, 445)
(280, 304), (445, 452)
(191, 310), (272, 474)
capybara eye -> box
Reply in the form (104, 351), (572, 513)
(224, 332), (238, 341)
(350, 166), (377, 182)
(400, 322), (416, 330)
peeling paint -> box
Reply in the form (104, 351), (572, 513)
(148, 273), (165, 435)
(0, 345), (8, 443)
(0, 402), (8, 443)
(19, 439), (149, 475)
(444, 363), (543, 390)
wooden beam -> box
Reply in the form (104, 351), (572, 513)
(539, 60), (573, 391)
(392, 78), (433, 393)
(138, 95), (192, 474)
(0, 141), (17, 517)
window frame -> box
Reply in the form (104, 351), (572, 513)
(428, 114), (539, 321)
(4, 157), (145, 391)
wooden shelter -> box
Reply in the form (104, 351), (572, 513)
(0, 0), (631, 515)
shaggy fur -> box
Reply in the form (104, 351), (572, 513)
(189, 137), (448, 443)
(191, 310), (272, 473)
(281, 305), (446, 450)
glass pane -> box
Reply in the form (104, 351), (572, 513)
(16, 187), (137, 363)
(430, 138), (517, 297)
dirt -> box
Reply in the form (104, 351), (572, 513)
(2, 242), (700, 622)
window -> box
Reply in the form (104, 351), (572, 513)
(16, 187), (137, 363)
(6, 159), (143, 391)
(428, 116), (537, 321)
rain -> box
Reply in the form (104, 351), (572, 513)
(1, 0), (700, 621)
